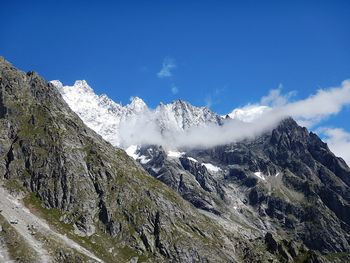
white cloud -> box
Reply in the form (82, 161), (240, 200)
(171, 85), (179, 94)
(228, 104), (270, 122)
(157, 57), (176, 78)
(318, 127), (350, 166)
(280, 80), (350, 127)
(231, 80), (350, 128)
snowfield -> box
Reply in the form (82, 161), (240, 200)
(202, 163), (222, 172)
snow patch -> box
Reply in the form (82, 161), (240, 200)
(152, 167), (161, 173)
(202, 163), (221, 172)
(125, 145), (150, 164)
(167, 151), (185, 158)
(254, 171), (266, 180)
(138, 155), (151, 164)
(125, 145), (139, 160)
(187, 157), (198, 163)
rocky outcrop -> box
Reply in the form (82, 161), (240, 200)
(137, 145), (225, 215)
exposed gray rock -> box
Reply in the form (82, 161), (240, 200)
(265, 232), (278, 254)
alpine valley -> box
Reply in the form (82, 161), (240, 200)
(1, 57), (350, 263)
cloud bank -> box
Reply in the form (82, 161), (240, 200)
(277, 81), (350, 127)
(233, 80), (350, 128)
(119, 80), (350, 151)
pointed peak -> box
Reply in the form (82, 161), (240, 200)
(173, 99), (187, 104)
(74, 80), (89, 87)
(172, 99), (192, 108)
(130, 96), (145, 104)
(98, 93), (122, 109)
(128, 96), (147, 112)
(73, 80), (94, 93)
(277, 117), (300, 130)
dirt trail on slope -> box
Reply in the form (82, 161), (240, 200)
(0, 187), (51, 262)
(0, 239), (14, 263)
(0, 186), (104, 263)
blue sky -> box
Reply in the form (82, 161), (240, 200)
(1, 1), (349, 133)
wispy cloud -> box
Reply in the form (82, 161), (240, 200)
(318, 127), (350, 165)
(157, 57), (176, 78)
(171, 85), (179, 95)
(260, 85), (296, 107)
(204, 87), (226, 108)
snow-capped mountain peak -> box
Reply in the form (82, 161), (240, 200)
(155, 99), (222, 131)
(127, 96), (147, 112)
(51, 80), (273, 148)
(68, 80), (94, 94)
(73, 79), (89, 88)
(51, 80), (225, 147)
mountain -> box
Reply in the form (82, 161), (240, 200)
(0, 58), (269, 262)
(1, 58), (349, 262)
(134, 118), (350, 258)
(53, 79), (350, 262)
(51, 80), (223, 148)
(51, 80), (147, 146)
